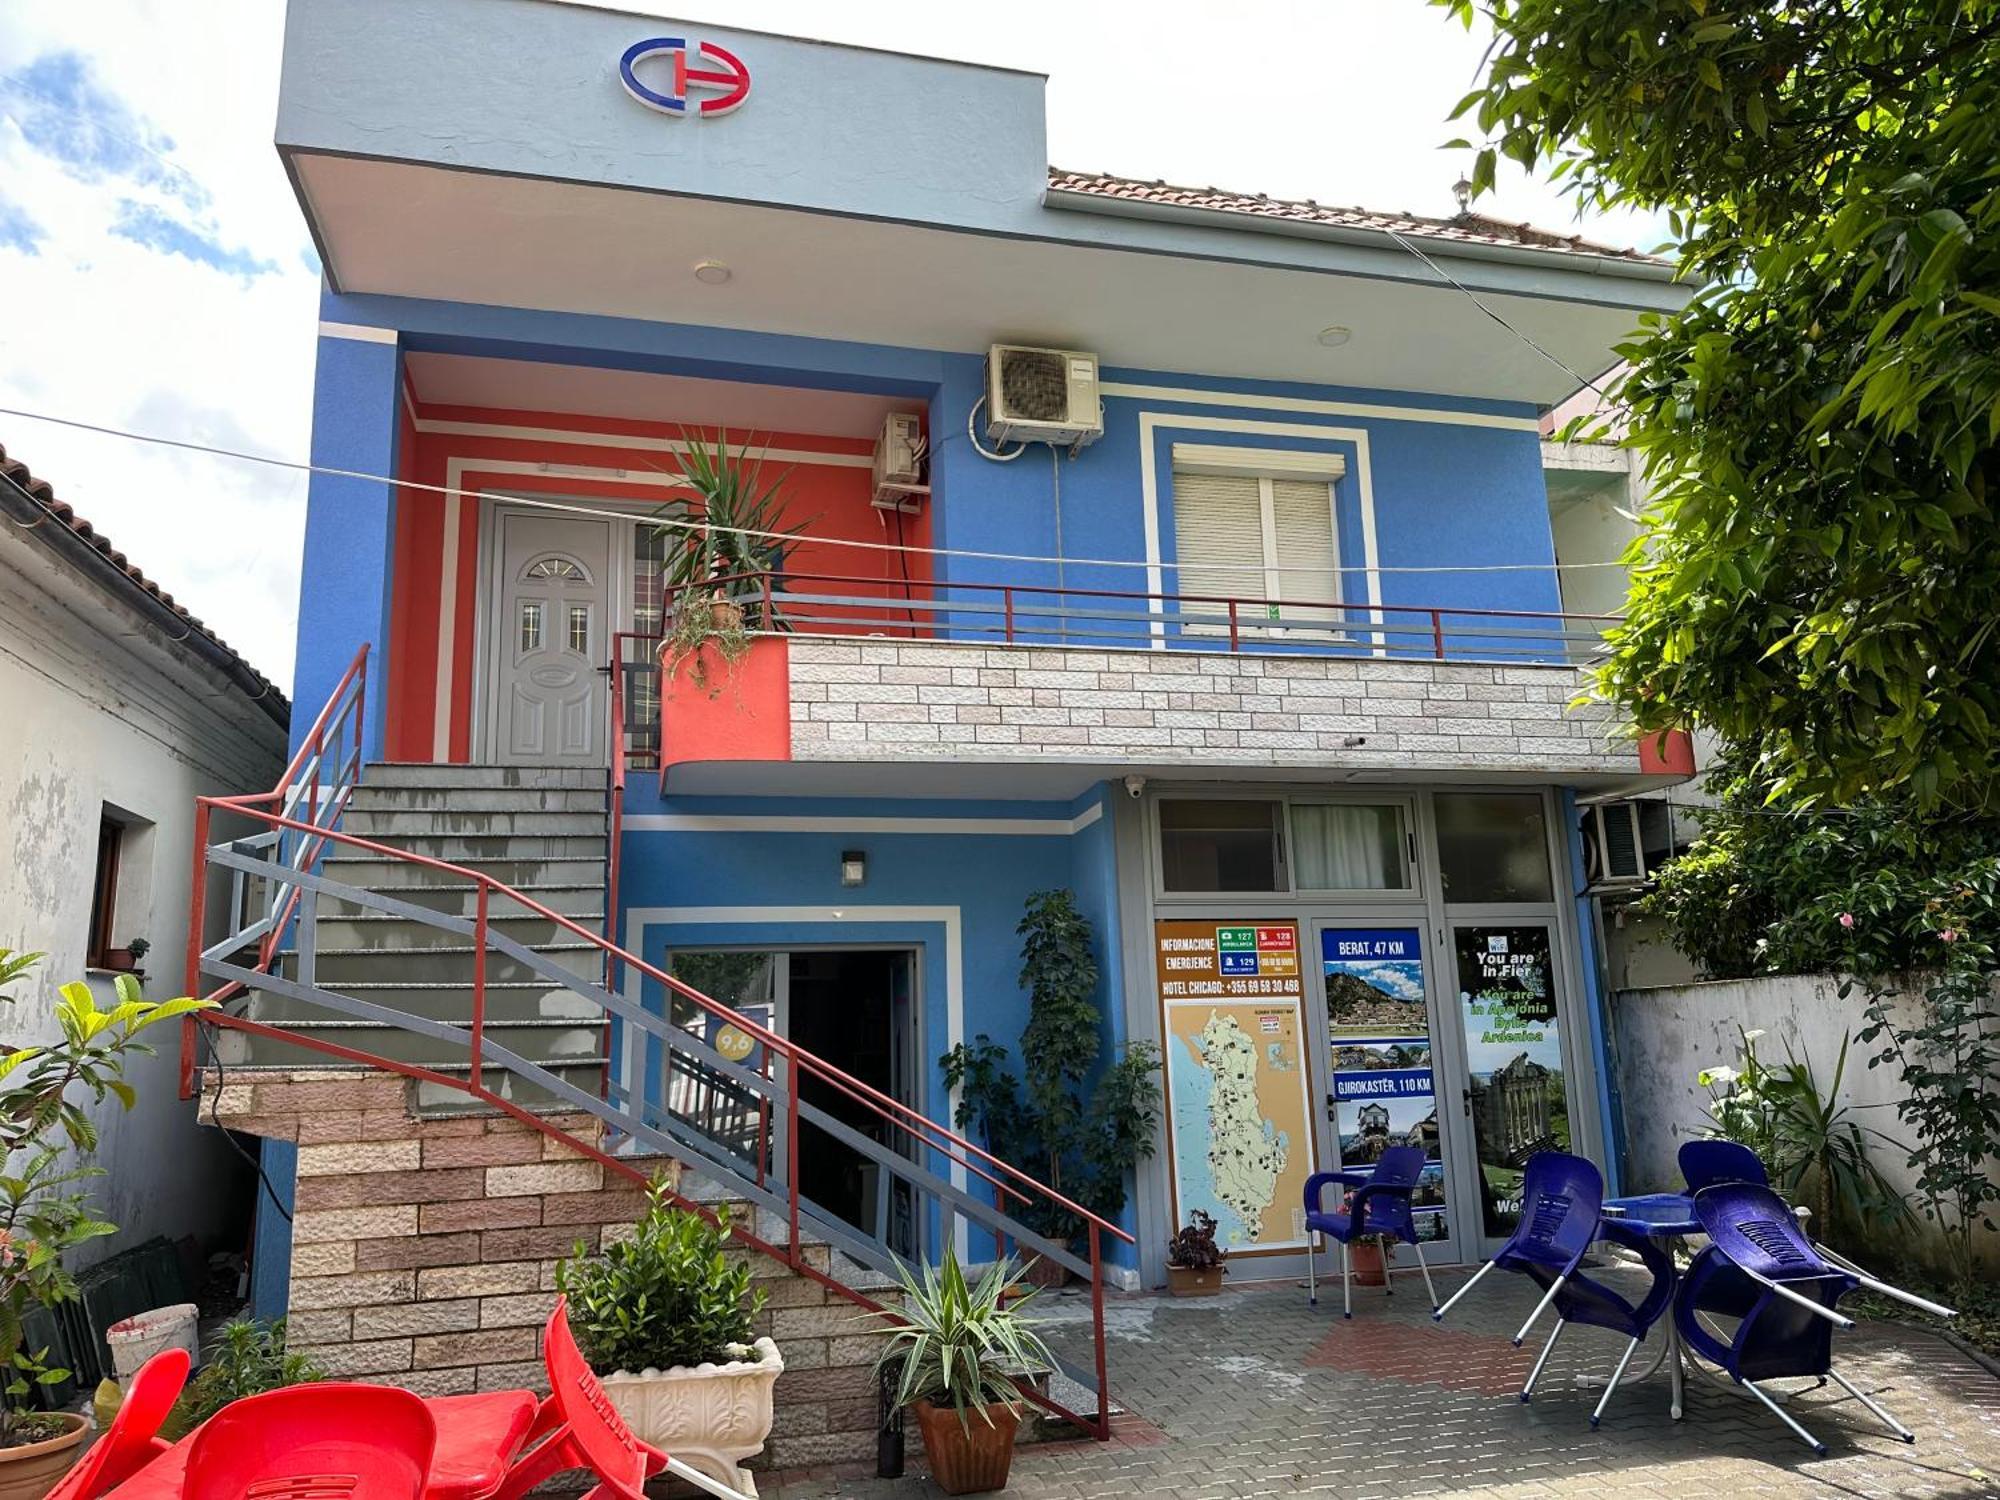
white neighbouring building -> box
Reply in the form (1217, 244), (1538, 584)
(0, 441), (290, 1257)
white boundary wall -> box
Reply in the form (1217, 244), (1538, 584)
(1610, 974), (1999, 1273)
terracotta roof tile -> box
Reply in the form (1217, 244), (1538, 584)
(1046, 169), (1665, 263)
(0, 439), (289, 714)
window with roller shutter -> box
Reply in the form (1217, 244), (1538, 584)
(1168, 449), (1344, 635)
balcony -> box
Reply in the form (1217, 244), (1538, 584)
(618, 572), (1692, 792)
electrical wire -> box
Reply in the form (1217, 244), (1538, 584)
(0, 403), (1638, 579)
(965, 395), (1028, 462)
(199, 1018), (295, 1223)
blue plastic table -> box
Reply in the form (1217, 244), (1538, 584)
(1602, 1192), (1698, 1419)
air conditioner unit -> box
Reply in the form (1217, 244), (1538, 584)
(1584, 802), (1648, 889)
(871, 412), (927, 513)
(985, 344), (1103, 448)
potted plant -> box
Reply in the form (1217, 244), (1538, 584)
(160, 1319), (325, 1441)
(941, 892), (1163, 1285)
(1164, 1211), (1225, 1296)
(874, 1252), (1056, 1495)
(0, 950), (211, 1499)
(554, 1177), (779, 1497)
(655, 430), (808, 693)
(96, 939), (148, 975)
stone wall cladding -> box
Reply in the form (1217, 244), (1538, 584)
(787, 638), (1636, 774)
(205, 1069), (894, 1470)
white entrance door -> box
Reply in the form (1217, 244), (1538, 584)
(487, 508), (611, 765)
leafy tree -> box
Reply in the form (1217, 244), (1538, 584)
(941, 891), (1161, 1248)
(1440, 0), (2000, 813)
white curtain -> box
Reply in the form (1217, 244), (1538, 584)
(1292, 804), (1403, 890)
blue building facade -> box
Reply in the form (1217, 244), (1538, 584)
(258, 0), (1694, 1299)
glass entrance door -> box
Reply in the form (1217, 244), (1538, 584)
(1444, 920), (1577, 1249)
(1310, 917), (1468, 1268)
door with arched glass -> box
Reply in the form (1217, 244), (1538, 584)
(487, 507), (611, 765)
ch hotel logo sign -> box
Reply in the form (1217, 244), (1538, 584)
(618, 37), (751, 117)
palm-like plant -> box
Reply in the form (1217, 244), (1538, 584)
(655, 429), (806, 632)
(873, 1252), (1055, 1432)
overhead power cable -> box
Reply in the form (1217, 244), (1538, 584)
(0, 403), (1638, 579)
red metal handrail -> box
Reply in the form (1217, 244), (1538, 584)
(664, 567), (1619, 657)
(181, 638), (1129, 1437)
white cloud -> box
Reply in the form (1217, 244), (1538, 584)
(0, 1), (1662, 699)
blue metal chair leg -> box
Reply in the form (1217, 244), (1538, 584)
(1829, 1368), (1914, 1443)
(1341, 1238), (1352, 1319)
(1521, 1317), (1564, 1403)
(1743, 1378), (1828, 1455)
(1589, 1336), (1641, 1427)
(1307, 1232), (1317, 1307)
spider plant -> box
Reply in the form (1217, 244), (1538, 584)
(872, 1251), (1055, 1432)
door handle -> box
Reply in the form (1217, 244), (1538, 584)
(1461, 1086), (1473, 1117)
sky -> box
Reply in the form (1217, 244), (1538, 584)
(0, 1), (1662, 697)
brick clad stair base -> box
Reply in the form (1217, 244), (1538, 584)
(203, 1068), (897, 1471)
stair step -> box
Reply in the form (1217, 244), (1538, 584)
(228, 1016), (609, 1069)
(324, 857), (606, 889)
(248, 984), (603, 1025)
(311, 944), (605, 985)
(364, 764), (607, 791)
(342, 809), (606, 837)
(331, 833), (605, 860)
(311, 913), (606, 952)
(348, 787), (607, 814)
(320, 884), (605, 920)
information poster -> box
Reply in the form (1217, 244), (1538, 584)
(1156, 920), (1315, 1254)
(1454, 925), (1568, 1236)
(1322, 928), (1447, 1242)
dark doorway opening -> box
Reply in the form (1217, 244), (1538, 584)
(786, 949), (918, 1257)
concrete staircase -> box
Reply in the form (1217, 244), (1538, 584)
(229, 763), (611, 1109)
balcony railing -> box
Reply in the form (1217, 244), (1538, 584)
(673, 568), (1613, 662)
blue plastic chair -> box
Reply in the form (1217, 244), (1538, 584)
(1432, 1151), (1603, 1349)
(1676, 1181), (1909, 1453)
(1678, 1138), (1768, 1193)
(1303, 1145), (1438, 1317)
(1519, 1219), (1675, 1423)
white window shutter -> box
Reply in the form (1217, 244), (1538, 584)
(1171, 472), (1266, 619)
(1269, 479), (1339, 627)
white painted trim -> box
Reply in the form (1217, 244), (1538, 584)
(1171, 443), (1347, 480)
(411, 415), (874, 469)
(623, 904), (970, 1260)
(319, 320), (398, 345)
(626, 804), (1102, 837)
(1139, 413), (1382, 648)
(431, 491), (461, 761)
(1103, 381), (1540, 433)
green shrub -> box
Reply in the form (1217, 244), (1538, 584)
(163, 1319), (324, 1441)
(873, 1251), (1054, 1429)
(554, 1176), (766, 1372)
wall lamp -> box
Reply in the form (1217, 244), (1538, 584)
(840, 849), (867, 888)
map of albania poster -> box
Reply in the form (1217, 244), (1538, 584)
(1156, 919), (1317, 1253)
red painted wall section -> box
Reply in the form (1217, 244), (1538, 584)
(659, 635), (793, 771)
(381, 399), (927, 762)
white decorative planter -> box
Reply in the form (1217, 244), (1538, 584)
(599, 1338), (784, 1496)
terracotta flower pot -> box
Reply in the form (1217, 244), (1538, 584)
(912, 1398), (1021, 1495)
(0, 1413), (89, 1500)
(709, 594), (746, 632)
(1017, 1255), (1069, 1291)
(1166, 1264), (1224, 1297)
(1350, 1238), (1388, 1287)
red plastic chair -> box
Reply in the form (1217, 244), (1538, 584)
(489, 1299), (667, 1500)
(184, 1382), (436, 1500)
(45, 1347), (190, 1500)
(419, 1391), (541, 1500)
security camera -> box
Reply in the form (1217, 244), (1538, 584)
(1122, 775), (1147, 800)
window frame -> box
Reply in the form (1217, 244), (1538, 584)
(87, 815), (123, 968)
(1167, 445), (1346, 638)
(1150, 788), (1425, 902)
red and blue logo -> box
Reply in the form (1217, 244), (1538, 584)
(618, 37), (751, 118)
